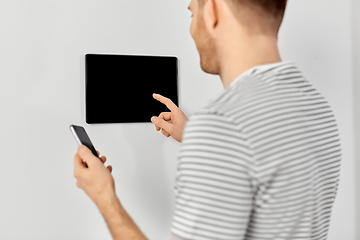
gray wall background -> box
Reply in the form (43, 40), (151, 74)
(352, 0), (360, 238)
(0, 0), (356, 239)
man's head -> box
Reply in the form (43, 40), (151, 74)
(188, 0), (287, 75)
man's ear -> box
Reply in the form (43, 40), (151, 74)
(203, 0), (218, 34)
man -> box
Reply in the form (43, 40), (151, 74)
(74, 0), (341, 239)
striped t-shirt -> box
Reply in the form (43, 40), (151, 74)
(171, 61), (341, 240)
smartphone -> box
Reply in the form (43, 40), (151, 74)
(70, 125), (99, 167)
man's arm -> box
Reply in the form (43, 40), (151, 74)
(73, 145), (147, 240)
(97, 193), (147, 240)
(74, 94), (189, 239)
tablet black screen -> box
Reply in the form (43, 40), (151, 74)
(85, 54), (178, 124)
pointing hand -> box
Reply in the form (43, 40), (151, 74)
(151, 94), (188, 143)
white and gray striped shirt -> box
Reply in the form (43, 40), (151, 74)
(171, 61), (341, 240)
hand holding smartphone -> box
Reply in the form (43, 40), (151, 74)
(70, 125), (100, 167)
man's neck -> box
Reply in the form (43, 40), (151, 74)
(218, 35), (281, 88)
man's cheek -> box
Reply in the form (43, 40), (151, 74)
(190, 21), (196, 39)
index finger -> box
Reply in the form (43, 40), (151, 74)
(153, 93), (178, 111)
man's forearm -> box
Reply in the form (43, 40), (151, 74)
(97, 194), (148, 240)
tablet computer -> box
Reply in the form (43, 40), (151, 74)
(85, 53), (178, 124)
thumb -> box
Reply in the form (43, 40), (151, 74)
(151, 117), (172, 134)
(77, 145), (100, 167)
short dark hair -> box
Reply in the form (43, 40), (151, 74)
(198, 0), (287, 34)
(238, 0), (287, 19)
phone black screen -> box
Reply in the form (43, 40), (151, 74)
(71, 125), (98, 157)
(85, 54), (178, 124)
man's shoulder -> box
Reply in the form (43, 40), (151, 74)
(196, 74), (273, 121)
(195, 65), (327, 128)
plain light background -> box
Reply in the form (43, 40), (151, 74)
(352, 0), (360, 238)
(0, 0), (356, 239)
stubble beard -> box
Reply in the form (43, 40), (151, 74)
(194, 16), (220, 75)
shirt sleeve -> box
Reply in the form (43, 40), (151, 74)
(171, 112), (255, 240)
(171, 233), (189, 240)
